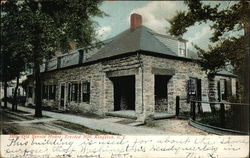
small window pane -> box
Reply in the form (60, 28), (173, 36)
(82, 82), (90, 103)
(178, 41), (186, 57)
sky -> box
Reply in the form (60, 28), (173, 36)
(94, 1), (241, 51)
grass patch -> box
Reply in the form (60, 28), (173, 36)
(51, 120), (118, 135)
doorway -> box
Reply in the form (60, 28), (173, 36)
(155, 75), (171, 112)
(111, 75), (135, 111)
(60, 83), (66, 109)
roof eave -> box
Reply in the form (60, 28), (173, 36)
(209, 72), (237, 78)
(28, 49), (198, 77)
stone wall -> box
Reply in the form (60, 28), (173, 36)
(155, 98), (168, 112)
(26, 55), (140, 116)
(102, 55), (141, 115)
(141, 55), (209, 114)
(41, 62), (104, 115)
(208, 75), (237, 101)
(26, 53), (233, 121)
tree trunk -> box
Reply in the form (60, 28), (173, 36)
(4, 80), (7, 108)
(12, 75), (20, 111)
(34, 48), (42, 117)
(33, 23), (43, 117)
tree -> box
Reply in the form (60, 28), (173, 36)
(1, 53), (27, 111)
(168, 0), (250, 102)
(0, 48), (26, 110)
(1, 6), (31, 110)
(1, 0), (105, 117)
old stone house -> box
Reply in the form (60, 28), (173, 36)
(26, 14), (237, 121)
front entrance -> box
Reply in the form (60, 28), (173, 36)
(111, 75), (135, 111)
(60, 83), (66, 109)
(155, 75), (171, 112)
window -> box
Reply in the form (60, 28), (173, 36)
(78, 83), (82, 103)
(68, 83), (71, 101)
(68, 82), (82, 102)
(187, 78), (197, 95)
(42, 85), (56, 100)
(178, 41), (186, 57)
(71, 83), (79, 102)
(49, 85), (56, 100)
(82, 82), (90, 103)
(187, 78), (202, 102)
(218, 79), (231, 101)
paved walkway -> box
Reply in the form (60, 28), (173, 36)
(4, 104), (176, 135)
(9, 118), (57, 124)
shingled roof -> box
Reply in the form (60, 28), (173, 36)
(40, 14), (200, 73)
(86, 25), (180, 63)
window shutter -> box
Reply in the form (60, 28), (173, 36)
(48, 85), (51, 99)
(187, 79), (190, 103)
(72, 84), (75, 101)
(68, 83), (71, 101)
(224, 80), (227, 100)
(226, 79), (232, 98)
(87, 82), (90, 93)
(54, 85), (56, 99)
(217, 81), (221, 101)
(50, 85), (53, 99)
(197, 79), (202, 101)
(74, 84), (78, 101)
(78, 83), (81, 102)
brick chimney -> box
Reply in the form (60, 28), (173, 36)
(130, 13), (142, 32)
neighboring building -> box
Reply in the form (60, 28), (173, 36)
(6, 75), (27, 98)
(208, 70), (238, 102)
(26, 14), (237, 121)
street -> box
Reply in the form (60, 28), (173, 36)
(0, 108), (109, 135)
(0, 105), (212, 135)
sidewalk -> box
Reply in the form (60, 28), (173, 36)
(4, 104), (176, 135)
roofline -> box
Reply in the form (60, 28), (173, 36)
(150, 32), (188, 42)
(209, 72), (237, 78)
(140, 50), (195, 62)
(50, 39), (112, 59)
(30, 50), (198, 76)
(27, 51), (138, 76)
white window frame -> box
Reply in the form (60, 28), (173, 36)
(178, 41), (186, 57)
(68, 81), (82, 103)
